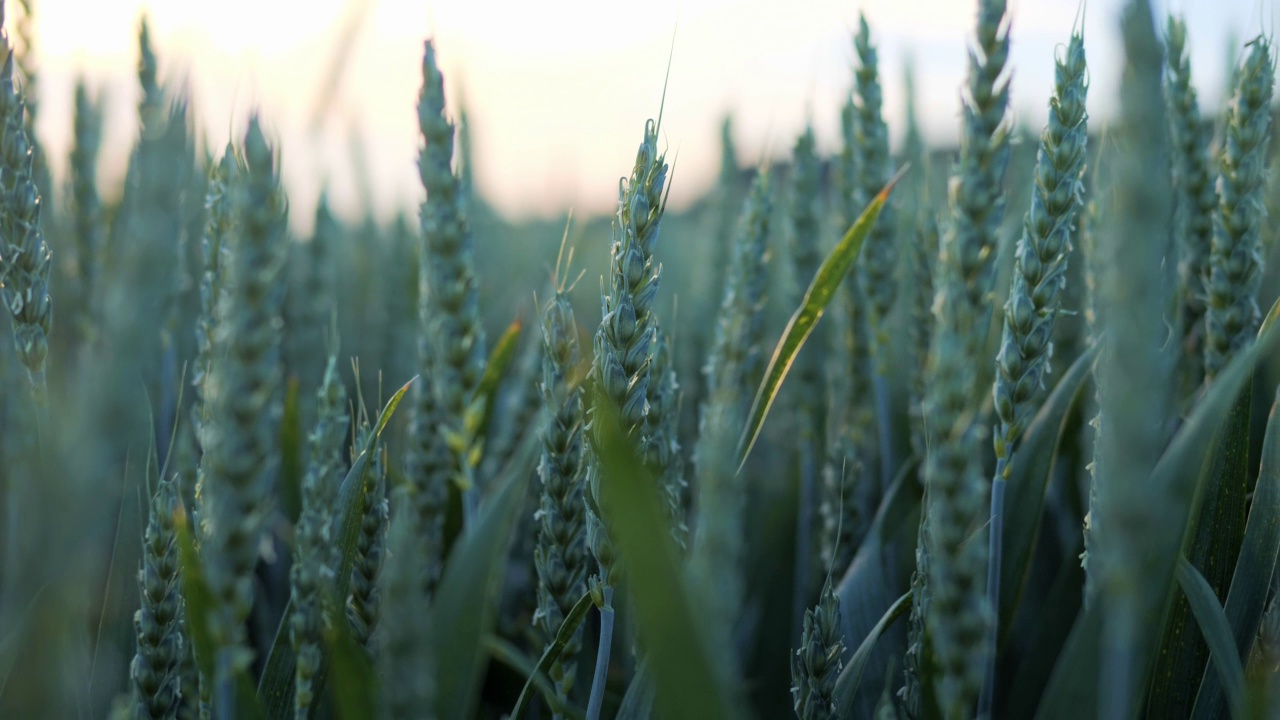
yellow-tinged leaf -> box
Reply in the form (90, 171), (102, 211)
(736, 165), (907, 470)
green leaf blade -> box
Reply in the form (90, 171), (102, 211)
(1193, 387), (1280, 720)
(1000, 344), (1099, 636)
(257, 377), (416, 717)
(832, 590), (912, 713)
(1177, 558), (1247, 720)
(736, 167), (905, 468)
(594, 400), (741, 720)
(431, 416), (542, 720)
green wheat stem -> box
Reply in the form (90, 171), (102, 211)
(1091, 2), (1176, 716)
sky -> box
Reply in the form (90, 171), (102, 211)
(28, 0), (1280, 230)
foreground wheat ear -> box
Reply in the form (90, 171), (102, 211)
(1090, 0), (1176, 716)
(0, 6), (52, 409)
(584, 114), (669, 720)
(200, 115), (286, 679)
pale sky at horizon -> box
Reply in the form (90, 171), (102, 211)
(27, 0), (1280, 231)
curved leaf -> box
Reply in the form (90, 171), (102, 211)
(1177, 558), (1246, 720)
(736, 166), (906, 469)
(431, 417), (542, 720)
(614, 662), (656, 720)
(1037, 320), (1280, 719)
(999, 343), (1099, 636)
(1152, 386), (1253, 716)
(258, 376), (415, 716)
(324, 588), (376, 720)
(833, 590), (912, 713)
(1193, 387), (1280, 719)
(594, 399), (741, 720)
(834, 458), (921, 717)
(510, 590), (595, 719)
(1154, 299), (1280, 717)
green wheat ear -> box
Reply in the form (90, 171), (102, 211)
(69, 79), (105, 346)
(131, 474), (187, 719)
(791, 575), (845, 720)
(348, 418), (389, 658)
(852, 13), (897, 358)
(918, 1), (1011, 714)
(0, 27), (52, 408)
(1089, 0), (1177, 712)
(992, 31), (1087, 462)
(587, 116), (669, 589)
(1205, 35), (1274, 380)
(533, 255), (589, 716)
(290, 354), (349, 718)
(1165, 16), (1216, 395)
(200, 116), (287, 675)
